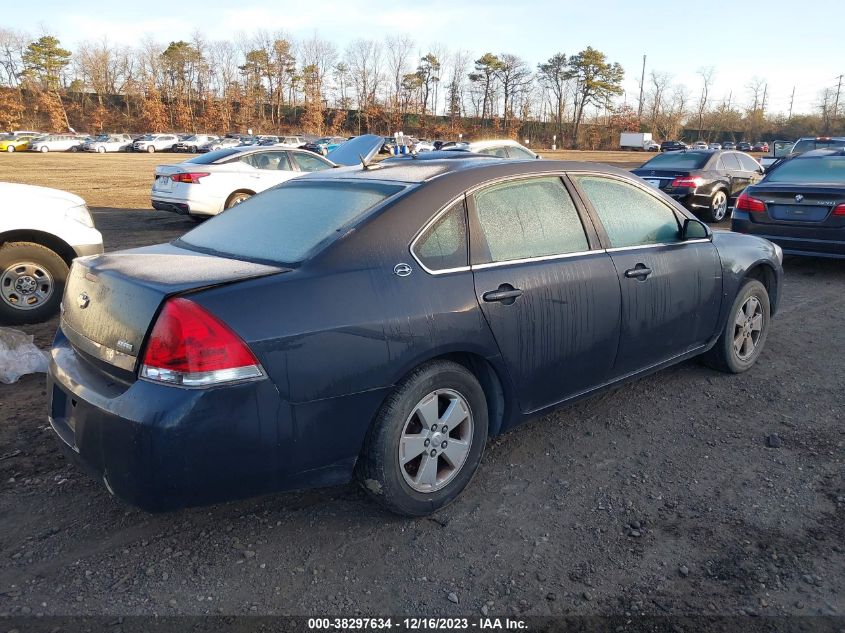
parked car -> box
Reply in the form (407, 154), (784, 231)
(275, 136), (306, 148)
(0, 183), (102, 324)
(632, 149), (764, 222)
(28, 134), (86, 153)
(150, 135), (384, 220)
(442, 139), (539, 159)
(643, 139), (661, 152)
(737, 142), (753, 152)
(172, 135), (219, 153)
(83, 134), (133, 153)
(788, 136), (845, 155)
(759, 140), (795, 169)
(132, 134), (179, 153)
(732, 149), (845, 258)
(48, 155), (782, 514)
(752, 142), (769, 153)
(620, 132), (656, 151)
(200, 137), (242, 153)
(692, 141), (709, 150)
(302, 136), (347, 155)
(722, 142), (736, 150)
(708, 142), (722, 150)
(412, 139), (436, 152)
(660, 140), (688, 152)
(0, 134), (40, 152)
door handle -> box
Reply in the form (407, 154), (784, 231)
(624, 265), (652, 280)
(483, 284), (523, 305)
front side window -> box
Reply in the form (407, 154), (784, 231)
(737, 153), (761, 171)
(291, 152), (332, 172)
(573, 175), (681, 248)
(506, 146), (535, 159)
(413, 199), (468, 271)
(720, 153), (741, 170)
(472, 176), (589, 264)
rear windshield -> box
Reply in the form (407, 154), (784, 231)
(642, 152), (710, 169)
(178, 181), (404, 264)
(792, 139), (845, 154)
(764, 157), (845, 184)
(184, 148), (242, 164)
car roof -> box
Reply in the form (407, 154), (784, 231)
(792, 149), (845, 158)
(301, 157), (629, 186)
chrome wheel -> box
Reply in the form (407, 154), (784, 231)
(0, 262), (55, 311)
(226, 192), (251, 208)
(398, 389), (474, 493)
(733, 295), (763, 361)
(712, 191), (728, 221)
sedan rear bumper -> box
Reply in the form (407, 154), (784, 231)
(47, 330), (361, 511)
(732, 212), (845, 258)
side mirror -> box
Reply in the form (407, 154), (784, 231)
(682, 218), (710, 239)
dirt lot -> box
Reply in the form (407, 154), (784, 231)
(0, 152), (842, 619)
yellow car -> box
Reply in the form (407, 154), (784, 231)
(0, 135), (39, 152)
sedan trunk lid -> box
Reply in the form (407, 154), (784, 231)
(61, 243), (286, 372)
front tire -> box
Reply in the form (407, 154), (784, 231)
(7, 146), (15, 153)
(146, 146), (155, 153)
(0, 242), (69, 325)
(39, 146), (49, 153)
(702, 189), (729, 223)
(97, 146), (106, 153)
(701, 279), (770, 373)
(356, 360), (488, 516)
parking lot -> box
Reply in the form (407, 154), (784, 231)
(0, 152), (843, 618)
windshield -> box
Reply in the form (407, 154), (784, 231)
(183, 135), (198, 141)
(139, 134), (154, 141)
(178, 181), (405, 264)
(792, 139), (845, 154)
(764, 157), (845, 184)
(93, 134), (109, 141)
(183, 148), (242, 164)
(641, 152), (710, 169)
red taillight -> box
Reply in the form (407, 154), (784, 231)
(736, 192), (766, 213)
(140, 298), (263, 387)
(833, 203), (845, 216)
(170, 172), (210, 184)
(670, 176), (705, 188)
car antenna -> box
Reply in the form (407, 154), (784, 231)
(358, 154), (383, 170)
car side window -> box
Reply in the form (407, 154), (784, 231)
(479, 146), (508, 158)
(413, 199), (468, 271)
(471, 176), (589, 264)
(573, 175), (681, 248)
(720, 153), (741, 170)
(737, 153), (760, 171)
(506, 146), (535, 159)
(292, 152), (331, 172)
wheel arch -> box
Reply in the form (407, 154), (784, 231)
(0, 230), (77, 266)
(225, 189), (257, 208)
(743, 262), (779, 315)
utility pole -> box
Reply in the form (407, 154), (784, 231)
(761, 83), (768, 114)
(788, 86), (795, 119)
(833, 74), (843, 122)
(637, 54), (646, 121)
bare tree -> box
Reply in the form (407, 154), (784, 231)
(497, 53), (532, 133)
(384, 35), (414, 113)
(696, 66), (714, 139)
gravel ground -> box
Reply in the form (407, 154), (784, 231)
(0, 207), (843, 619)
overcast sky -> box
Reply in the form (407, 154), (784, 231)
(9, 0), (844, 115)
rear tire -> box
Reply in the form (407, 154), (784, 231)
(224, 191), (252, 209)
(0, 242), (69, 325)
(7, 146), (15, 153)
(702, 189), (729, 223)
(356, 360), (488, 516)
(701, 279), (770, 373)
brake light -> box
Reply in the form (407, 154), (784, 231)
(736, 192), (766, 213)
(833, 203), (845, 216)
(670, 176), (705, 188)
(140, 298), (263, 387)
(170, 172), (210, 184)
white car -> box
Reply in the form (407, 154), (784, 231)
(83, 134), (133, 153)
(443, 139), (539, 159)
(709, 142), (722, 150)
(151, 135), (385, 220)
(693, 141), (709, 150)
(275, 136), (306, 148)
(412, 139), (436, 152)
(133, 134), (179, 153)
(0, 183), (103, 324)
(643, 140), (661, 152)
(200, 137), (242, 152)
(28, 134), (86, 153)
(173, 134), (219, 153)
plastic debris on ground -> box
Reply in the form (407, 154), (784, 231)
(0, 327), (49, 384)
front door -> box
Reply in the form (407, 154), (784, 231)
(469, 175), (622, 413)
(571, 174), (722, 377)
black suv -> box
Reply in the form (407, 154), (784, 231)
(660, 140), (688, 152)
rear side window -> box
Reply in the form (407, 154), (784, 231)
(413, 199), (468, 272)
(737, 153), (761, 171)
(180, 182), (404, 264)
(573, 176), (680, 248)
(720, 153), (741, 170)
(472, 177), (588, 264)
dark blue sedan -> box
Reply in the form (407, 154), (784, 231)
(48, 158), (783, 516)
(732, 149), (845, 258)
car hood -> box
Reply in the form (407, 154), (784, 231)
(0, 182), (86, 208)
(326, 134), (383, 167)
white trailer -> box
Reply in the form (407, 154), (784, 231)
(620, 132), (655, 151)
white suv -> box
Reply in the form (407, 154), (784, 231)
(133, 134), (179, 153)
(0, 183), (103, 324)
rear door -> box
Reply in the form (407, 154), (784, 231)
(570, 174), (722, 377)
(718, 152), (747, 199)
(468, 175), (621, 413)
(243, 151), (299, 190)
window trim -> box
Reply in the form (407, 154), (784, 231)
(409, 195), (471, 275)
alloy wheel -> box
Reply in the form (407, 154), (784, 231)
(712, 191), (728, 221)
(733, 295), (763, 361)
(398, 389), (474, 493)
(0, 262), (54, 311)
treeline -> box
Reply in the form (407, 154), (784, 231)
(0, 28), (842, 147)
